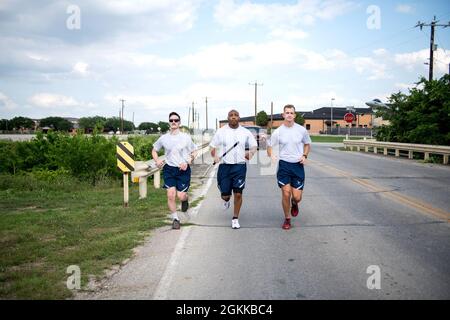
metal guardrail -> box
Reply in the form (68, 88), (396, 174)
(343, 140), (450, 165)
(131, 142), (210, 199)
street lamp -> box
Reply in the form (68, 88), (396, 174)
(330, 98), (335, 135)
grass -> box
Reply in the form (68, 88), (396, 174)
(310, 135), (368, 143)
(189, 196), (205, 208)
(0, 174), (168, 299)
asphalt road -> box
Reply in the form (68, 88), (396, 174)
(153, 143), (450, 300)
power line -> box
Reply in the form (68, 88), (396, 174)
(415, 16), (450, 81)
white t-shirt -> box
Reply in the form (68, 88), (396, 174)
(269, 123), (312, 163)
(210, 125), (257, 164)
(153, 131), (197, 167)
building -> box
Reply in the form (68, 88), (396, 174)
(219, 107), (379, 135)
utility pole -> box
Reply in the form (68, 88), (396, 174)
(205, 97), (209, 130)
(132, 112), (134, 128)
(196, 110), (199, 129)
(188, 106), (191, 129)
(330, 98), (335, 135)
(119, 99), (125, 133)
(415, 17), (450, 82)
(191, 101), (195, 130)
(249, 81), (263, 125)
(270, 101), (273, 129)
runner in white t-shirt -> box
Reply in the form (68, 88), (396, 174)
(210, 109), (257, 229)
(267, 104), (312, 230)
(152, 112), (197, 230)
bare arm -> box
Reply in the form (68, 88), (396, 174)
(151, 148), (164, 168)
(246, 146), (257, 160)
(210, 147), (220, 164)
(299, 144), (311, 164)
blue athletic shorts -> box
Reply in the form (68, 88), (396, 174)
(277, 160), (305, 190)
(217, 163), (247, 196)
(163, 164), (191, 192)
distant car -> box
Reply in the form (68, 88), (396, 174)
(108, 131), (114, 135)
(243, 125), (267, 150)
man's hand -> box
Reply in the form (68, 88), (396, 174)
(299, 155), (307, 164)
(271, 154), (278, 165)
(246, 147), (257, 161)
(179, 162), (188, 171)
(156, 159), (164, 168)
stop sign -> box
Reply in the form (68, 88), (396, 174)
(344, 113), (354, 123)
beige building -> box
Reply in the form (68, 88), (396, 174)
(220, 107), (377, 135)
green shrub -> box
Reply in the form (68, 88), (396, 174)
(127, 135), (158, 161)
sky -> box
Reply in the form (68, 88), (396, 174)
(0, 0), (449, 128)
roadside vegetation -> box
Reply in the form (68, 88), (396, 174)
(310, 135), (365, 143)
(0, 132), (168, 299)
(375, 74), (449, 146)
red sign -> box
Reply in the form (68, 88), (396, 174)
(344, 113), (354, 123)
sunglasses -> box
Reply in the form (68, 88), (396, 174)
(169, 119), (180, 123)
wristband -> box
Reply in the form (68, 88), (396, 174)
(303, 154), (308, 159)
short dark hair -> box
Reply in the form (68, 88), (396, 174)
(169, 112), (180, 120)
(283, 104), (295, 112)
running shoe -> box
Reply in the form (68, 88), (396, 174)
(223, 200), (231, 210)
(291, 200), (299, 217)
(181, 200), (189, 212)
(282, 219), (291, 230)
(231, 219), (240, 229)
(172, 219), (181, 230)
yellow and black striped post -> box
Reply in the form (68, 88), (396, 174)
(116, 142), (135, 207)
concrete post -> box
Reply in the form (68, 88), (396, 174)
(154, 170), (161, 189)
(139, 176), (148, 199)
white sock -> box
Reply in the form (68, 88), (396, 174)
(171, 212), (179, 221)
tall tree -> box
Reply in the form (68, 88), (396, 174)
(9, 116), (35, 130)
(256, 111), (269, 126)
(39, 117), (73, 131)
(295, 112), (305, 126)
(104, 117), (134, 132)
(138, 122), (159, 133)
(375, 74), (449, 145)
(157, 121), (170, 133)
(79, 116), (107, 132)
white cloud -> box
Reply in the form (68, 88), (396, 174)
(269, 27), (309, 40)
(396, 4), (414, 14)
(178, 41), (348, 79)
(0, 92), (18, 111)
(353, 57), (389, 80)
(28, 93), (95, 109)
(72, 62), (89, 76)
(214, 0), (355, 29)
(395, 48), (450, 73)
(287, 91), (344, 110)
(0, 0), (200, 46)
(373, 48), (388, 56)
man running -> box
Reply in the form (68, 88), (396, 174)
(267, 104), (311, 230)
(210, 109), (257, 229)
(152, 112), (197, 230)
